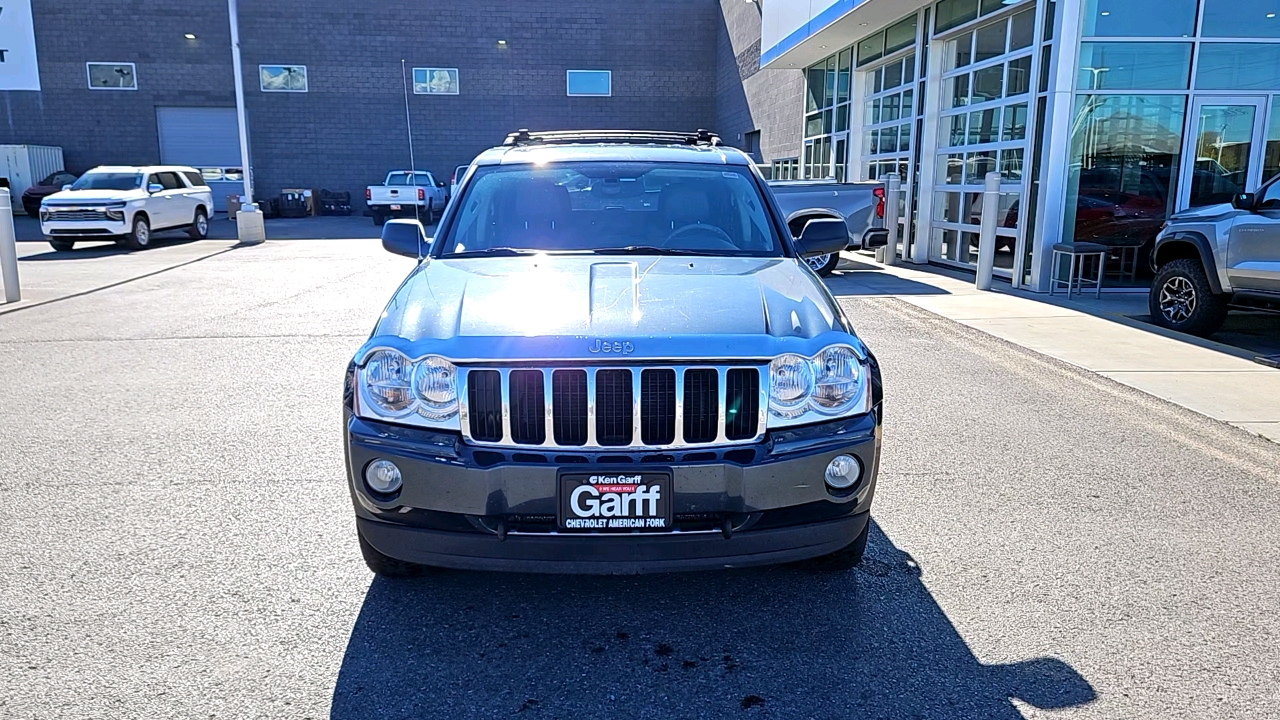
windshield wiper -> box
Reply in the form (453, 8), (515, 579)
(445, 247), (540, 258)
(591, 246), (721, 256)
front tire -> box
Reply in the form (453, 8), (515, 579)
(188, 208), (209, 239)
(358, 529), (427, 577)
(805, 252), (841, 277)
(49, 239), (75, 252)
(120, 214), (151, 250)
(1149, 258), (1228, 337)
(801, 518), (869, 571)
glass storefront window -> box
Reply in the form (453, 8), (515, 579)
(936, 0), (979, 34)
(1202, 0), (1280, 38)
(1188, 103), (1258, 207)
(1196, 44), (1280, 90)
(975, 22), (1007, 62)
(1081, 0), (1197, 38)
(1009, 9), (1035, 51)
(1265, 99), (1280, 184)
(1078, 43), (1192, 90)
(973, 65), (1004, 101)
(1064, 95), (1186, 251)
(885, 15), (919, 54)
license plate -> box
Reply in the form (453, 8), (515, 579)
(389, 204), (401, 210)
(558, 472), (672, 532)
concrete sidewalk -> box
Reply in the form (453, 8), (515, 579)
(826, 255), (1280, 443)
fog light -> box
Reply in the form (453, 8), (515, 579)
(364, 459), (402, 494)
(824, 454), (862, 490)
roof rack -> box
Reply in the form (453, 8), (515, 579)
(502, 129), (721, 148)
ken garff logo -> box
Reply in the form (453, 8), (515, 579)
(589, 339), (635, 354)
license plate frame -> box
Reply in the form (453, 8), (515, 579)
(557, 471), (673, 533)
(389, 204), (402, 210)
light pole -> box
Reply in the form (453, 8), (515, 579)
(227, 0), (264, 243)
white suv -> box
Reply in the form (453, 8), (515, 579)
(39, 165), (215, 251)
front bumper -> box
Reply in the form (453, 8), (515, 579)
(345, 410), (881, 574)
(40, 218), (127, 237)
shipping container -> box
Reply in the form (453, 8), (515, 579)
(0, 145), (65, 207)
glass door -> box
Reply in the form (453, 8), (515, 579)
(1179, 97), (1268, 209)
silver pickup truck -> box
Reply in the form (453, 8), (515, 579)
(1150, 184), (1280, 336)
(767, 180), (889, 276)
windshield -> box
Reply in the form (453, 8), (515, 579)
(70, 172), (142, 191)
(439, 162), (782, 256)
(387, 172), (432, 186)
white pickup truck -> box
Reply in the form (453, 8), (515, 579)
(365, 171), (448, 226)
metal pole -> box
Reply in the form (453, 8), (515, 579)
(228, 0), (253, 204)
(975, 171), (1001, 291)
(0, 189), (19, 303)
(881, 173), (901, 267)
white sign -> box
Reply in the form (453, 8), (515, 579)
(0, 1), (40, 91)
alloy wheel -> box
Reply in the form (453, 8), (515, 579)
(1158, 276), (1197, 323)
(806, 253), (832, 272)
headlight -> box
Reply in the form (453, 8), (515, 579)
(811, 345), (861, 413)
(768, 344), (868, 427)
(413, 355), (458, 421)
(768, 354), (815, 419)
(357, 349), (459, 426)
(361, 349), (415, 417)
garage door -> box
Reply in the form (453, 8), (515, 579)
(156, 107), (242, 212)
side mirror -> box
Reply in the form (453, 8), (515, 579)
(148, 183), (164, 194)
(793, 218), (849, 258)
(61, 184), (72, 191)
(436, 180), (445, 188)
(381, 218), (430, 259)
(1231, 192), (1256, 211)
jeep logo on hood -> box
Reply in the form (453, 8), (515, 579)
(589, 339), (634, 354)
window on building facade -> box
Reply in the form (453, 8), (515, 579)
(413, 68), (459, 95)
(862, 53), (917, 184)
(1202, 0), (1280, 38)
(259, 65), (307, 92)
(934, 0), (1032, 34)
(566, 70), (611, 96)
(86, 62), (136, 90)
(1081, 0), (1197, 38)
(771, 158), (800, 180)
(802, 48), (852, 179)
(933, 7), (1035, 269)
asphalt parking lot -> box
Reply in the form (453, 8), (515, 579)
(2, 240), (1279, 718)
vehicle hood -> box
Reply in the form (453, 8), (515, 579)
(42, 188), (143, 205)
(365, 255), (855, 361)
(1169, 203), (1238, 222)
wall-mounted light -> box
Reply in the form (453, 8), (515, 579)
(184, 33), (197, 39)
(497, 39), (507, 47)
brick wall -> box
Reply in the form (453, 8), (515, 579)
(2, 0), (719, 208)
(714, 0), (804, 166)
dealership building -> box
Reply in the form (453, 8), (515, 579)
(3, 0), (1279, 292)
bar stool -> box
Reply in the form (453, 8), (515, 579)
(1050, 242), (1107, 298)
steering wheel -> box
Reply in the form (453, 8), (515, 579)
(663, 223), (738, 250)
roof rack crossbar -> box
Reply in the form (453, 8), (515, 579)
(502, 129), (721, 147)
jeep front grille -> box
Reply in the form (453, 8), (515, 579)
(460, 365), (767, 450)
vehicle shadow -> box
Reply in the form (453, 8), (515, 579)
(329, 522), (1094, 719)
(824, 256), (951, 298)
(17, 236), (202, 261)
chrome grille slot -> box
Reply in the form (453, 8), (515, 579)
(682, 368), (719, 444)
(725, 368), (759, 440)
(460, 363), (767, 450)
(467, 369), (503, 442)
(46, 209), (109, 222)
(640, 369), (676, 445)
(595, 369), (633, 446)
(509, 370), (546, 445)
(552, 369), (588, 446)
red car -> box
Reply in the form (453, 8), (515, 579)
(21, 170), (80, 217)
